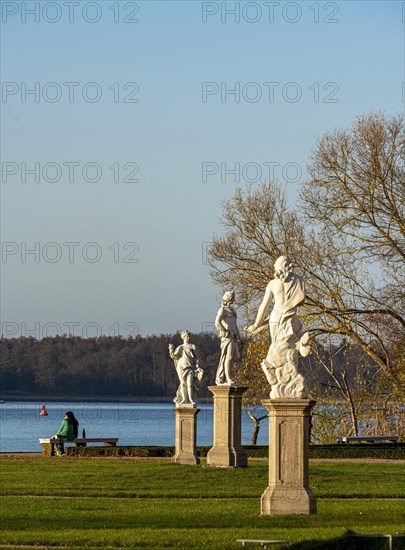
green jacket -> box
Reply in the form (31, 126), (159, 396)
(56, 419), (74, 441)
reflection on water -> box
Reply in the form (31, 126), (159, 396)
(0, 401), (269, 452)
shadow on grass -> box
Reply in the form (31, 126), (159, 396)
(290, 531), (405, 550)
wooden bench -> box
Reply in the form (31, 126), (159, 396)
(39, 438), (118, 457)
(236, 540), (289, 549)
(337, 435), (398, 444)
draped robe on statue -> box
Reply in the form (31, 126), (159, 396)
(262, 272), (309, 398)
(269, 273), (306, 345)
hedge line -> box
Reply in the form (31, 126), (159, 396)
(67, 443), (405, 459)
(309, 443), (405, 459)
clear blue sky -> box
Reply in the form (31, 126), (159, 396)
(1, 0), (403, 338)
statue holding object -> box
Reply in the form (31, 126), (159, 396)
(246, 255), (310, 399)
(169, 330), (203, 406)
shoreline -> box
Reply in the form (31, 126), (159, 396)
(0, 396), (214, 404)
(2, 396), (401, 408)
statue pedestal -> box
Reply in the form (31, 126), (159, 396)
(261, 399), (317, 515)
(172, 406), (200, 465)
(206, 385), (248, 468)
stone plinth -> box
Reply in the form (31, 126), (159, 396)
(206, 385), (248, 468)
(172, 406), (200, 465)
(261, 399), (317, 515)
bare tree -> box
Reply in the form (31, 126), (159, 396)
(306, 339), (380, 438)
(208, 113), (404, 396)
(306, 337), (404, 443)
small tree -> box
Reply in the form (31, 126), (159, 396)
(304, 337), (399, 443)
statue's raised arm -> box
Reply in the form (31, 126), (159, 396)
(246, 282), (274, 335)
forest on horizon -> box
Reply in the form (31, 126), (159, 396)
(0, 333), (378, 401)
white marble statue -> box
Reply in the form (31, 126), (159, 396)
(169, 330), (203, 406)
(215, 290), (240, 385)
(247, 255), (310, 398)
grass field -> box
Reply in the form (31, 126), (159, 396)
(0, 457), (404, 549)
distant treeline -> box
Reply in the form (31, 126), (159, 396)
(0, 333), (220, 398)
(0, 334), (376, 399)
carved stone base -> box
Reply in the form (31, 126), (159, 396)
(261, 485), (317, 515)
(206, 385), (248, 468)
(261, 399), (317, 515)
(172, 406), (200, 465)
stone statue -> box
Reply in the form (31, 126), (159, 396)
(215, 290), (240, 385)
(247, 255), (310, 398)
(169, 330), (203, 406)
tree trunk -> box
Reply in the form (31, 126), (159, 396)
(248, 411), (269, 445)
(342, 371), (358, 436)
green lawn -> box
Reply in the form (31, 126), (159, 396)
(0, 458), (404, 549)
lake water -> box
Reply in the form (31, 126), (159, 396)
(0, 401), (269, 452)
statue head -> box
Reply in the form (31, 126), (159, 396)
(181, 330), (190, 342)
(222, 290), (235, 306)
(274, 255), (294, 282)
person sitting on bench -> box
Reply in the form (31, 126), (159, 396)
(51, 411), (79, 456)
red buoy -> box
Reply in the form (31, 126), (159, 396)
(40, 404), (48, 416)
